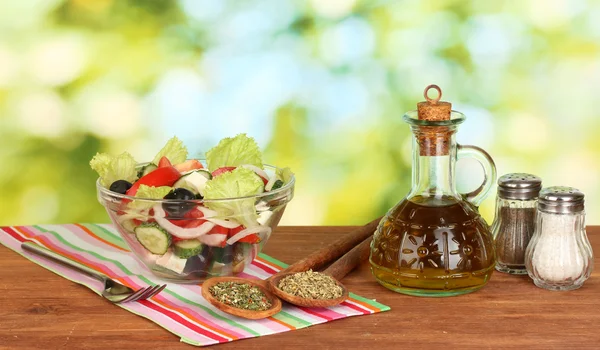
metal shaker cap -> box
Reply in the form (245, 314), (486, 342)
(497, 173), (542, 200)
(538, 186), (585, 214)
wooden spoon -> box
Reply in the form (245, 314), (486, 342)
(269, 236), (372, 308)
(273, 217), (380, 276)
(201, 277), (282, 320)
(202, 217), (380, 318)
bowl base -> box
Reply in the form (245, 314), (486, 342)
(148, 268), (210, 284)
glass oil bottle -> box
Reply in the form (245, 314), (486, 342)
(370, 85), (497, 297)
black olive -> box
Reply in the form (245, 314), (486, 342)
(162, 188), (196, 217)
(109, 180), (133, 194)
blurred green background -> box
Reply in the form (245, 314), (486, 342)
(1, 0), (599, 226)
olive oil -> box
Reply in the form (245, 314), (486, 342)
(370, 195), (495, 297)
(371, 85), (498, 296)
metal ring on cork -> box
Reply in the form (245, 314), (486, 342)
(424, 84), (442, 104)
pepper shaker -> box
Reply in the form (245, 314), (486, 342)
(525, 187), (594, 291)
(491, 173), (542, 275)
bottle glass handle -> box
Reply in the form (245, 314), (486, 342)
(457, 144), (497, 207)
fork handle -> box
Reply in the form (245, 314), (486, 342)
(21, 241), (107, 283)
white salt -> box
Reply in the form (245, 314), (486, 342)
(528, 213), (586, 282)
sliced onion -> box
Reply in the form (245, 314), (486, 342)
(153, 205), (215, 239)
(197, 206), (218, 217)
(117, 212), (146, 223)
(197, 206), (241, 228)
(119, 208), (152, 221)
(199, 233), (227, 247)
(241, 164), (269, 182)
(205, 218), (241, 229)
(226, 225), (272, 245)
(264, 175), (278, 191)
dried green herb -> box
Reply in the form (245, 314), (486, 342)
(209, 282), (272, 311)
(278, 270), (343, 300)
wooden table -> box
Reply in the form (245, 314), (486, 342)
(1, 226), (599, 349)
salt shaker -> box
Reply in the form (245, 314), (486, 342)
(525, 187), (594, 291)
(491, 173), (542, 275)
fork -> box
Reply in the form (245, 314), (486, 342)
(21, 241), (166, 303)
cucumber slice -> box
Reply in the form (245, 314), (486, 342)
(194, 169), (212, 180)
(173, 239), (203, 259)
(174, 170), (210, 196)
(180, 169), (211, 179)
(212, 245), (234, 264)
(173, 180), (196, 194)
(137, 164), (158, 178)
(135, 223), (171, 255)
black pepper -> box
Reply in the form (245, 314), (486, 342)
(491, 173), (542, 275)
(494, 207), (536, 270)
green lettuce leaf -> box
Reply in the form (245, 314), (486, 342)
(90, 152), (138, 187)
(203, 167), (264, 227)
(276, 167), (294, 185)
(152, 136), (188, 165)
(205, 133), (263, 172)
(135, 185), (173, 199)
(129, 185), (173, 210)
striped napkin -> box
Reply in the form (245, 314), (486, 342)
(0, 224), (389, 346)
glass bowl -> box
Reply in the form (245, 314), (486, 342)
(96, 163), (294, 283)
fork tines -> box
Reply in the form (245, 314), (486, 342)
(119, 284), (167, 304)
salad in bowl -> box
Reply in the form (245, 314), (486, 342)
(93, 134), (294, 283)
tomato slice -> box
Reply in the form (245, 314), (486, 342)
(258, 175), (268, 186)
(131, 218), (156, 226)
(126, 166), (181, 196)
(211, 166), (236, 177)
(208, 225), (229, 235)
(184, 221), (205, 228)
(130, 208), (155, 226)
(199, 233), (227, 247)
(238, 234), (260, 244)
(168, 219), (188, 228)
(174, 159), (204, 173)
(168, 207), (206, 228)
(158, 156), (172, 168)
(228, 225), (244, 238)
(227, 226), (260, 243)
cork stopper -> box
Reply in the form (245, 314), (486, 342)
(415, 85), (453, 156)
(417, 85), (452, 121)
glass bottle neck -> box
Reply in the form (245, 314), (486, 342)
(407, 126), (459, 202)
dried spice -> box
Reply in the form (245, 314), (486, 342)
(278, 270), (343, 300)
(209, 282), (272, 311)
(495, 207), (536, 269)
(491, 173), (542, 275)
